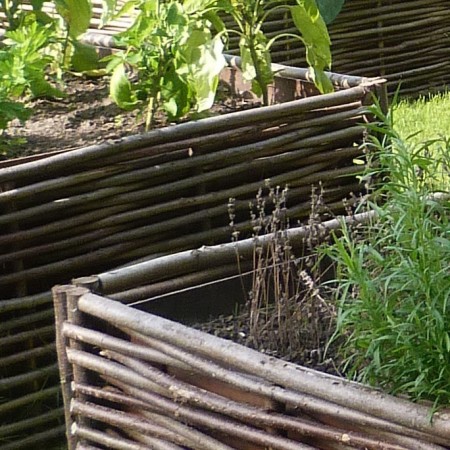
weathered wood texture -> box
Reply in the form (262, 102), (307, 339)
(0, 63), (381, 447)
(51, 281), (450, 450)
(0, 67), (380, 297)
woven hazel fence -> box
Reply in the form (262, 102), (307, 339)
(252, 0), (450, 96)
(0, 65), (382, 298)
(0, 63), (383, 448)
(52, 233), (450, 450)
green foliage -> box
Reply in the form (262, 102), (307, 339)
(290, 0), (333, 95)
(394, 92), (450, 167)
(105, 0), (226, 130)
(0, 99), (30, 129)
(2, 20), (65, 98)
(54, 0), (92, 38)
(220, 0), (333, 105)
(0, 18), (64, 131)
(105, 0), (332, 124)
(322, 101), (450, 406)
(316, 0), (345, 24)
(0, 0), (102, 133)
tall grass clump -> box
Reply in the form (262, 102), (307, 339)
(323, 100), (450, 406)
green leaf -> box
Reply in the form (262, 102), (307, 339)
(316, 0), (345, 24)
(239, 36), (257, 81)
(28, 75), (66, 98)
(291, 0), (331, 68)
(161, 68), (191, 119)
(109, 63), (138, 110)
(0, 101), (31, 129)
(239, 32), (273, 101)
(112, 0), (138, 21)
(100, 0), (116, 27)
(308, 67), (333, 93)
(70, 41), (100, 72)
(179, 31), (226, 111)
(203, 10), (226, 34)
(167, 2), (186, 26)
(290, 0), (333, 93)
(54, 0), (92, 37)
(184, 0), (216, 14)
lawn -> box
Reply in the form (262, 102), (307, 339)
(392, 91), (450, 191)
(393, 91), (450, 142)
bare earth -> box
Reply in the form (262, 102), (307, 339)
(3, 75), (255, 159)
(4, 75), (149, 159)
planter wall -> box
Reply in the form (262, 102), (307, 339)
(0, 66), (382, 299)
(52, 236), (450, 450)
(0, 64), (383, 448)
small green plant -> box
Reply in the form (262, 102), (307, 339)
(323, 101), (450, 406)
(0, 0), (46, 31)
(105, 0), (226, 130)
(218, 0), (333, 105)
(1, 20), (65, 98)
(105, 0), (333, 127)
(0, 0), (102, 135)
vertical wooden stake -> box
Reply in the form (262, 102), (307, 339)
(52, 285), (78, 450)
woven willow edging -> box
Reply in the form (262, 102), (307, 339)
(53, 261), (450, 449)
(1, 0), (449, 95)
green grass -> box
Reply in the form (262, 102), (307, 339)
(392, 92), (450, 192)
(393, 91), (450, 143)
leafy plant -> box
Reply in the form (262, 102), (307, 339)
(322, 100), (450, 406)
(218, 0), (333, 105)
(105, 0), (226, 130)
(54, 0), (102, 72)
(1, 20), (65, 98)
(316, 0), (346, 24)
(0, 0), (48, 30)
(0, 18), (63, 133)
(0, 0), (104, 133)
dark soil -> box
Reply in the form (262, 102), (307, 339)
(2, 74), (258, 159)
(3, 75), (145, 158)
(193, 294), (344, 377)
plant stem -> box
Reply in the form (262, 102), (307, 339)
(248, 32), (269, 106)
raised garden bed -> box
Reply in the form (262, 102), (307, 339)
(0, 61), (384, 448)
(52, 219), (450, 449)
